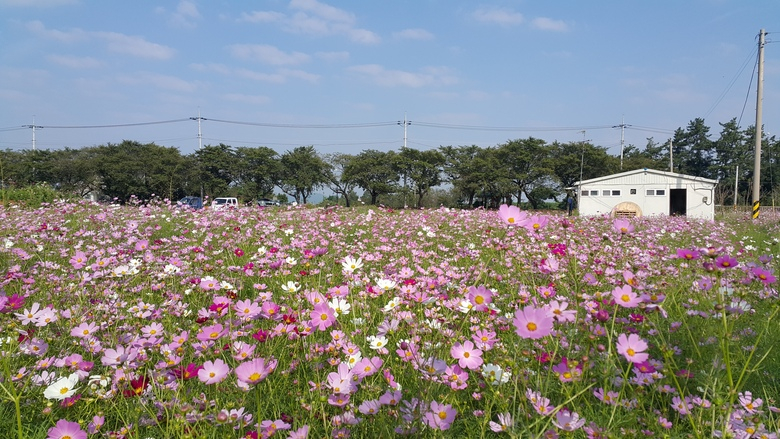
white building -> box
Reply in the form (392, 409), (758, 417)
(573, 168), (718, 220)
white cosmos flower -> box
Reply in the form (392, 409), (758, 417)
(328, 298), (351, 317)
(375, 279), (397, 292)
(482, 363), (511, 385)
(367, 335), (389, 350)
(43, 373), (79, 400)
(341, 256), (363, 273)
(383, 297), (401, 312)
(281, 281), (300, 293)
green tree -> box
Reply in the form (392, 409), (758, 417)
(194, 144), (237, 198)
(234, 146), (280, 200)
(495, 137), (554, 209)
(396, 148), (444, 208)
(323, 152), (358, 207)
(278, 146), (328, 204)
(439, 145), (484, 207)
(343, 149), (399, 205)
(672, 118), (714, 178)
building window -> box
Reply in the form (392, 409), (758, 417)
(656, 189), (665, 196)
(630, 189), (637, 195)
(581, 190), (588, 197)
(602, 190), (611, 196)
(590, 190), (598, 196)
(611, 190), (621, 196)
(646, 189), (655, 196)
(647, 189), (666, 196)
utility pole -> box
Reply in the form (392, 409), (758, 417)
(613, 116), (630, 170)
(398, 113), (411, 208)
(752, 28), (765, 219)
(669, 139), (673, 172)
(24, 116), (43, 151)
(190, 109), (205, 150)
(734, 165), (739, 212)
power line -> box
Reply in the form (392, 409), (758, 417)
(411, 121), (614, 132)
(702, 45), (758, 120)
(205, 118), (398, 129)
(38, 118), (191, 129)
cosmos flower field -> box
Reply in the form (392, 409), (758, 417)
(1, 200), (779, 439)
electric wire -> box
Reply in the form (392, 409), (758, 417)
(38, 119), (191, 129)
(702, 46), (758, 120)
(736, 53), (758, 129)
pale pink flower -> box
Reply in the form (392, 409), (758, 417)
(616, 333), (649, 363)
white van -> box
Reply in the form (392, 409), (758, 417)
(211, 197), (239, 210)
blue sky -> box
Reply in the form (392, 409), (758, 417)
(1, 0), (777, 157)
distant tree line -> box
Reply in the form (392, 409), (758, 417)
(0, 117), (777, 208)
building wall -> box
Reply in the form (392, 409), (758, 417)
(578, 172), (715, 219)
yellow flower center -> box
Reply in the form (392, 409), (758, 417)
(475, 296), (484, 305)
(508, 217), (515, 224)
(626, 348), (635, 357)
(527, 322), (537, 331)
(249, 372), (261, 381)
(438, 411), (448, 420)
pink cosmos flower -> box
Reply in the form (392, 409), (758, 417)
(523, 214), (549, 233)
(70, 322), (99, 338)
(489, 412), (514, 433)
(552, 409), (586, 431)
(613, 218), (634, 234)
(234, 357), (278, 386)
(196, 323), (227, 342)
(450, 340), (483, 370)
(467, 285), (493, 312)
(612, 284), (641, 308)
(198, 359), (230, 384)
(424, 401), (456, 431)
(497, 204), (527, 226)
(310, 303), (336, 331)
(616, 333), (649, 363)
(69, 251), (88, 269)
(513, 305), (554, 339)
(47, 419), (87, 439)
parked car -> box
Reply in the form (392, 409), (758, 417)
(178, 196), (203, 209)
(211, 197), (239, 210)
(256, 198), (280, 207)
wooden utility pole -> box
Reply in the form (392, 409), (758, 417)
(752, 29), (765, 219)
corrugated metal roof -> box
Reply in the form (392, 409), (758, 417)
(573, 168), (718, 187)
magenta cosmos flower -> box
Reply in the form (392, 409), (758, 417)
(450, 340), (483, 370)
(310, 303), (336, 331)
(611, 284), (641, 308)
(513, 305), (554, 339)
(198, 359), (230, 384)
(47, 419), (87, 439)
(715, 254), (738, 269)
(616, 333), (649, 363)
(497, 204), (528, 226)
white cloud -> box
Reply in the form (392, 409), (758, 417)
(168, 0), (201, 28)
(47, 54), (103, 68)
(289, 0), (354, 23)
(96, 32), (175, 60)
(348, 64), (458, 88)
(229, 44), (310, 66)
(239, 10), (285, 23)
(234, 68), (286, 83)
(278, 68), (320, 83)
(222, 93), (271, 105)
(26, 20), (87, 43)
(393, 28), (434, 41)
(531, 17), (569, 32)
(239, 1), (380, 44)
(315, 51), (349, 61)
(472, 7), (524, 26)
(117, 72), (197, 92)
(27, 21), (174, 59)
